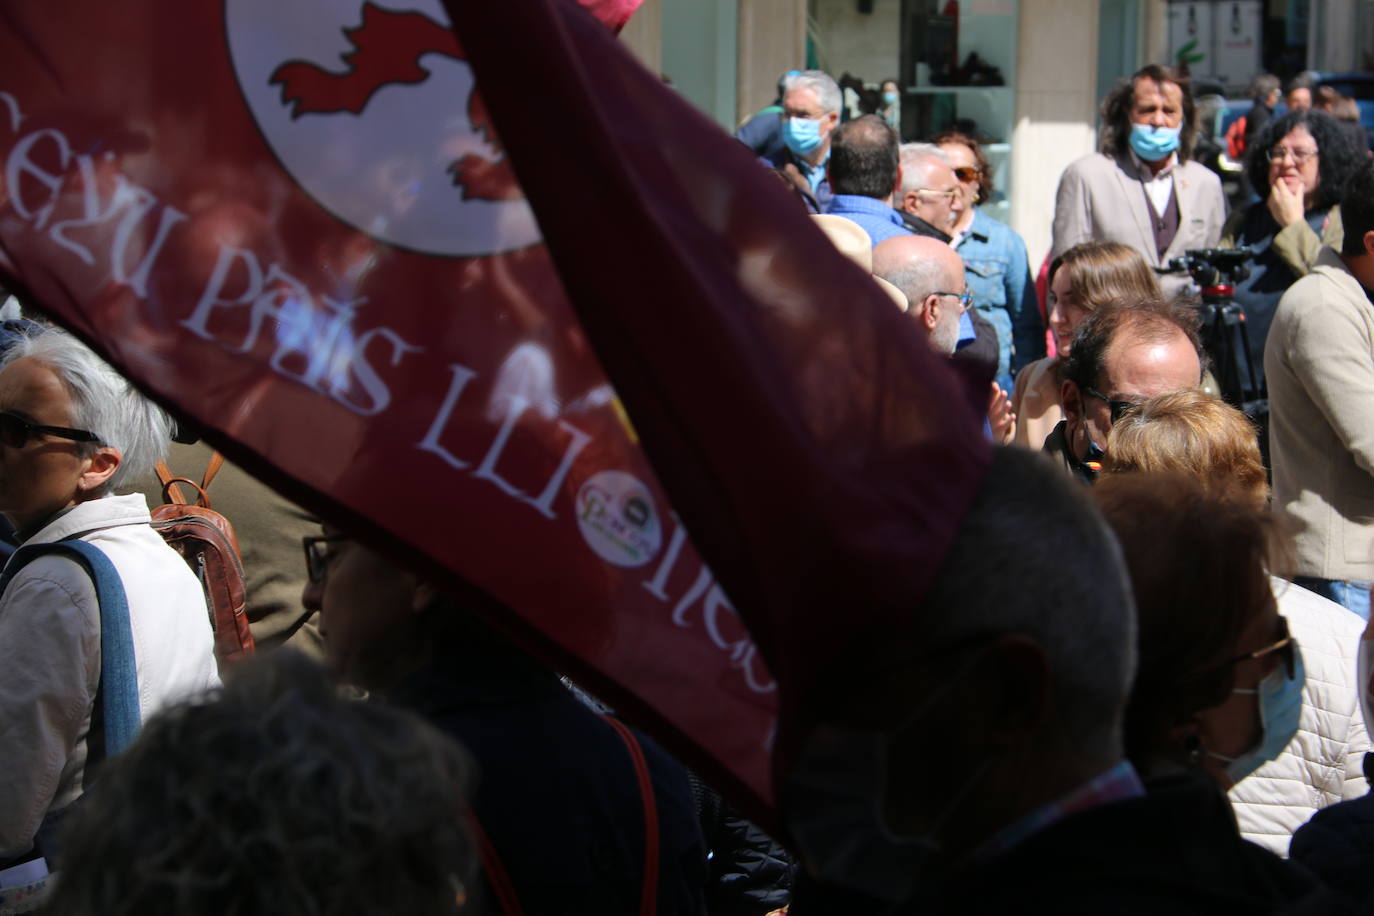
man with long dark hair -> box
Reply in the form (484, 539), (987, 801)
(1051, 65), (1226, 296)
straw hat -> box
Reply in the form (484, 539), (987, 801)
(810, 214), (872, 272)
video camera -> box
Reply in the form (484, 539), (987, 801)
(1160, 247), (1265, 419)
(1164, 247), (1253, 289)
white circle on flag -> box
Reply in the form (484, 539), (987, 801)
(224, 0), (542, 257)
(575, 471), (663, 568)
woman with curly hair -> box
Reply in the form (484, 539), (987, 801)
(47, 652), (477, 916)
(1220, 108), (1365, 394)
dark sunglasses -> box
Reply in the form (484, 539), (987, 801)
(302, 534), (351, 584)
(952, 165), (980, 183)
(1084, 387), (1144, 425)
(0, 410), (102, 449)
(1196, 616), (1297, 682)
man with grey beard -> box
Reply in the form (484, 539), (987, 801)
(874, 234), (969, 354)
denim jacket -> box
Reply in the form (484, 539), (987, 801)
(955, 209), (1044, 387)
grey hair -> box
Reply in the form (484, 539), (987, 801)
(1249, 73), (1280, 101)
(897, 143), (950, 193)
(3, 327), (173, 492)
(49, 651), (475, 916)
(783, 70), (842, 116)
(918, 447), (1137, 759)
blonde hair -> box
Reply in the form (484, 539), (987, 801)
(1103, 389), (1268, 507)
(1048, 242), (1162, 314)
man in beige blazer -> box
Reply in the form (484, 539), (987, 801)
(1052, 65), (1227, 297)
(1266, 160), (1374, 618)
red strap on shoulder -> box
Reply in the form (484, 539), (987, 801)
(468, 715), (659, 916)
(467, 811), (526, 916)
(604, 716), (659, 916)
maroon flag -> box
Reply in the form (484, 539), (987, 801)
(0, 0), (988, 819)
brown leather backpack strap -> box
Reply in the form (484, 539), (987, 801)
(201, 451), (225, 492)
(156, 460), (187, 506)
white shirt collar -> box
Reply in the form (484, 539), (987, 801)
(1129, 148), (1178, 183)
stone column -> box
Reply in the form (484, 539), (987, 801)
(1010, 0), (1102, 269)
(1143, 0), (1169, 65)
(737, 0), (808, 125)
(620, 0), (664, 75)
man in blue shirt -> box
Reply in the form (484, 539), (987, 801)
(758, 70), (841, 214)
(825, 115), (910, 245)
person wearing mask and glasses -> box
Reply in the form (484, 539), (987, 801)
(1102, 388), (1368, 857)
(1092, 473), (1340, 912)
(756, 70), (842, 214)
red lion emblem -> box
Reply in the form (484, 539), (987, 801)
(269, 2), (520, 201)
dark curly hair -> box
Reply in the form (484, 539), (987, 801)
(1244, 108), (1364, 212)
(1098, 65), (1198, 163)
(49, 652), (476, 916)
(931, 130), (994, 204)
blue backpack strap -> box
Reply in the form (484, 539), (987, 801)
(0, 539), (140, 756)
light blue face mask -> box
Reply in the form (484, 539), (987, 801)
(1128, 123), (1182, 162)
(883, 91), (900, 106)
(783, 116), (826, 156)
(1209, 639), (1305, 786)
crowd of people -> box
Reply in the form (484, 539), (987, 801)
(2, 58), (1374, 916)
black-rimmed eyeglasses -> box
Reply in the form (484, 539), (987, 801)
(0, 410), (102, 449)
(302, 534), (351, 584)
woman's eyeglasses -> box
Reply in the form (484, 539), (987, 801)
(1193, 617), (1296, 682)
(0, 410), (101, 449)
(952, 166), (981, 183)
(1266, 146), (1319, 165)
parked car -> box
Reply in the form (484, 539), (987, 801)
(1307, 72), (1374, 150)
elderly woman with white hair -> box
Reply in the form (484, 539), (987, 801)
(0, 326), (219, 870)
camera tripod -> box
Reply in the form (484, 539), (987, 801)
(1163, 248), (1270, 461)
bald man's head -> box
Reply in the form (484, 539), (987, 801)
(874, 235), (967, 354)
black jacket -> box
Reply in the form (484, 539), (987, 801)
(1291, 753), (1374, 906)
(910, 772), (1348, 914)
(390, 659), (709, 916)
(794, 771), (1349, 915)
